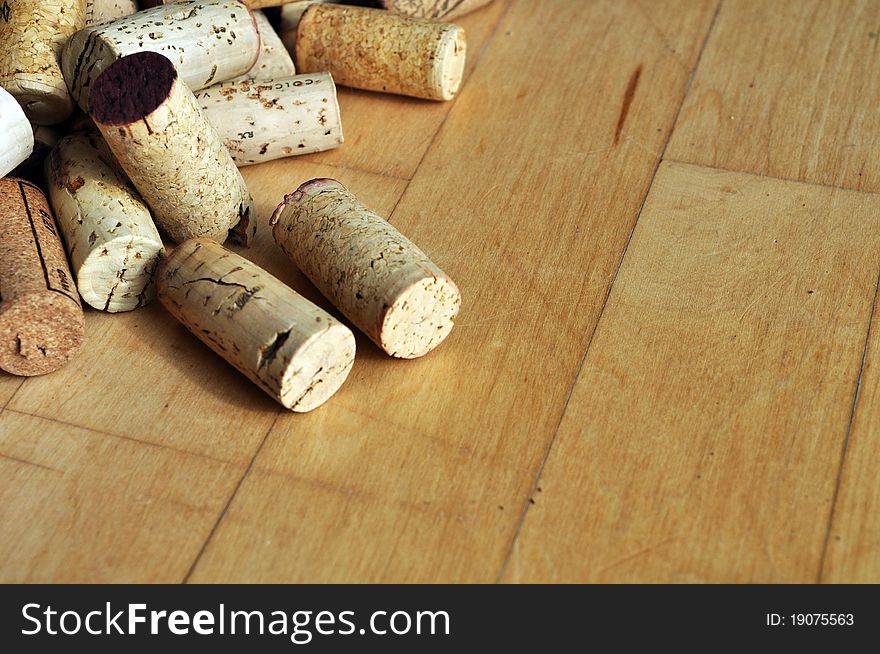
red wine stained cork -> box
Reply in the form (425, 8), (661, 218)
(377, 0), (493, 20)
(295, 4), (466, 101)
(0, 87), (34, 178)
(271, 179), (461, 358)
(88, 51), (255, 246)
(85, 0), (138, 26)
(158, 238), (356, 412)
(0, 0), (86, 125)
(45, 131), (165, 312)
(0, 178), (85, 376)
(194, 72), (342, 167)
(63, 0), (261, 111)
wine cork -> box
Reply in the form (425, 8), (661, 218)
(194, 72), (341, 167)
(0, 178), (84, 376)
(63, 0), (261, 111)
(85, 0), (139, 26)
(45, 131), (165, 312)
(377, 0), (493, 20)
(295, 4), (466, 101)
(158, 238), (356, 412)
(88, 51), (255, 246)
(271, 179), (461, 358)
(0, 0), (86, 125)
(10, 123), (61, 185)
(234, 10), (296, 81)
(0, 87), (34, 178)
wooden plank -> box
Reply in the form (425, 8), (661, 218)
(7, 161), (407, 465)
(822, 297), (880, 582)
(0, 411), (239, 582)
(0, 377), (23, 410)
(306, 0), (509, 180)
(667, 0), (880, 192)
(503, 161), (880, 583)
(187, 0), (719, 582)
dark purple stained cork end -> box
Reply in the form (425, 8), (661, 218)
(88, 51), (178, 126)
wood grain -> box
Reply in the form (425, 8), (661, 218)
(504, 161), (880, 583)
(305, 0), (508, 179)
(822, 294), (880, 582)
(0, 410), (239, 582)
(667, 0), (880, 192)
(187, 0), (719, 583)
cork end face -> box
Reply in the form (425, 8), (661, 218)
(79, 237), (165, 312)
(9, 84), (74, 126)
(380, 275), (461, 358)
(0, 294), (84, 376)
(88, 52), (178, 126)
(270, 178), (345, 227)
(434, 26), (467, 101)
(280, 322), (357, 412)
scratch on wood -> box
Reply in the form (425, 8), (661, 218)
(614, 65), (643, 145)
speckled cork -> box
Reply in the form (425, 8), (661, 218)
(85, 0), (138, 26)
(378, 0), (493, 20)
(295, 4), (466, 101)
(0, 0), (86, 125)
(63, 0), (261, 111)
(194, 72), (342, 167)
(45, 131), (165, 312)
(158, 238), (356, 412)
(0, 178), (84, 376)
(88, 51), (255, 246)
(271, 179), (461, 358)
(0, 87), (34, 178)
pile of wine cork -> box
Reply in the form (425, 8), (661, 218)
(0, 0), (473, 410)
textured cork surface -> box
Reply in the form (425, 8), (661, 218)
(45, 131), (165, 312)
(0, 178), (84, 376)
(158, 238), (356, 412)
(296, 4), (466, 101)
(0, 87), (34, 178)
(379, 0), (494, 20)
(85, 0), (138, 27)
(233, 9), (296, 81)
(0, 0), (86, 124)
(63, 0), (261, 111)
(194, 72), (342, 167)
(271, 178), (460, 358)
(89, 52), (255, 246)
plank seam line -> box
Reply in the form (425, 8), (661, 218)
(2, 408), (234, 467)
(182, 411), (281, 583)
(1, 380), (25, 413)
(662, 157), (880, 198)
(816, 265), (880, 582)
(391, 0), (513, 200)
(494, 0), (724, 582)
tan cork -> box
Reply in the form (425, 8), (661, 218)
(0, 178), (85, 376)
(271, 179), (461, 359)
(378, 0), (494, 20)
(63, 0), (261, 112)
(85, 0), (138, 26)
(295, 4), (466, 101)
(194, 72), (342, 167)
(0, 0), (86, 125)
(88, 51), (255, 246)
(45, 131), (165, 312)
(158, 238), (356, 412)
(0, 87), (34, 178)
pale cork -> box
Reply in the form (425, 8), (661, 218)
(232, 10), (296, 81)
(194, 72), (342, 167)
(89, 51), (255, 246)
(0, 0), (86, 125)
(271, 179), (460, 358)
(378, 0), (493, 20)
(0, 178), (84, 376)
(0, 87), (34, 178)
(63, 0), (261, 111)
(158, 238), (356, 412)
(45, 131), (165, 312)
(295, 4), (466, 101)
(85, 0), (138, 26)
(10, 122), (61, 185)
